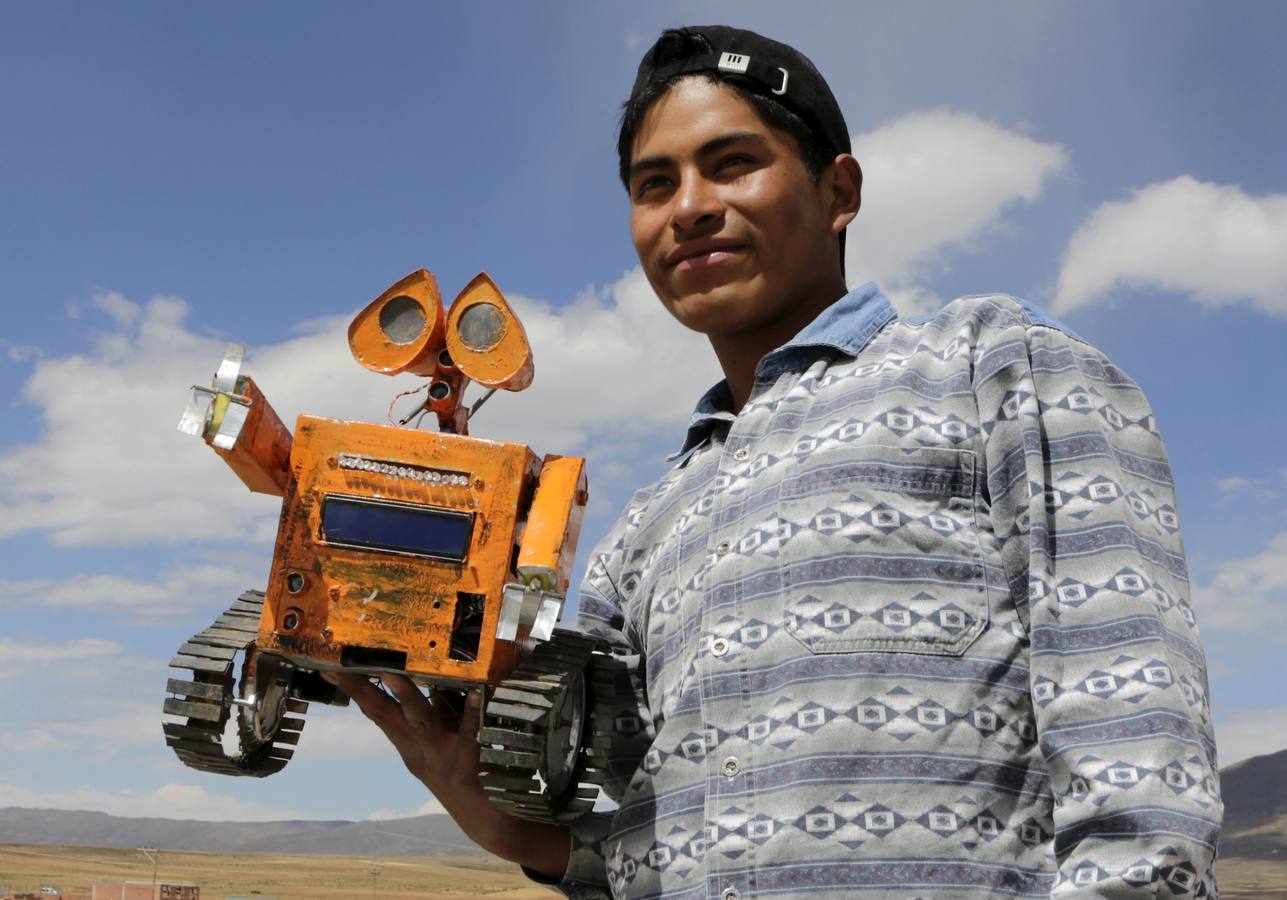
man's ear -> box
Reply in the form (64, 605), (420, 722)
(827, 153), (862, 235)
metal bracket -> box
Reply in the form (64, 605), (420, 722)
(177, 386), (216, 436)
(496, 582), (565, 643)
(213, 343), (245, 393)
(211, 398), (251, 450)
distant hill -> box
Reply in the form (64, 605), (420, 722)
(1220, 747), (1287, 860)
(2, 748), (1284, 860)
(0, 808), (483, 857)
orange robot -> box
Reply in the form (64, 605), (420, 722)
(164, 269), (612, 823)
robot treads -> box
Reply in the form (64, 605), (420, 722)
(164, 269), (615, 823)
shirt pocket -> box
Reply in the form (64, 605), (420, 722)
(626, 534), (689, 726)
(777, 443), (986, 655)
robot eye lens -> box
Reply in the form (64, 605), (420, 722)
(379, 295), (426, 344)
(457, 302), (504, 351)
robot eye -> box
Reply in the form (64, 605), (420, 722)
(378, 295), (426, 345)
(348, 269), (446, 377)
(456, 302), (505, 351)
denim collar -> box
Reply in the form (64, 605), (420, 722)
(668, 282), (896, 462)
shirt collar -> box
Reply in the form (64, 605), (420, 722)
(668, 282), (896, 461)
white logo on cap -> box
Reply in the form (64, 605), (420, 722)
(717, 52), (750, 74)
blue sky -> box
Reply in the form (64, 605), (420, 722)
(2, 1), (1285, 822)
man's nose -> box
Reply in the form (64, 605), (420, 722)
(671, 172), (723, 234)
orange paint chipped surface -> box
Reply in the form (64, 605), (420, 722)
(257, 415), (550, 685)
(206, 376), (292, 496)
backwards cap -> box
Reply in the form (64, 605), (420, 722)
(627, 25), (851, 159)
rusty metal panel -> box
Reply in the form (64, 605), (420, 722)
(206, 375), (292, 496)
(256, 415), (542, 683)
(517, 455), (588, 593)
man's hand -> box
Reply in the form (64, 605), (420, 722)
(324, 672), (571, 881)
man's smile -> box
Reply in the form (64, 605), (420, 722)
(666, 237), (747, 270)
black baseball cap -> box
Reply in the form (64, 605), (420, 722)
(627, 25), (851, 161)
(623, 26), (854, 271)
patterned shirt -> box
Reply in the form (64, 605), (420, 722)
(553, 285), (1221, 899)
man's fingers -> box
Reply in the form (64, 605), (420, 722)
(381, 674), (447, 741)
(461, 689), (483, 741)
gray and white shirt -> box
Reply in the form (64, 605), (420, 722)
(554, 285), (1220, 899)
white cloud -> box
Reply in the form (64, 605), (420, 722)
(1052, 176), (1287, 316)
(5, 704), (161, 751)
(0, 562), (262, 618)
(1191, 530), (1287, 635)
(0, 270), (715, 550)
(1215, 476), (1253, 492)
(0, 781), (300, 821)
(297, 704), (401, 761)
(847, 110), (1069, 314)
(0, 637), (121, 665)
(1215, 705), (1287, 768)
(2, 341), (40, 363)
(366, 797), (446, 820)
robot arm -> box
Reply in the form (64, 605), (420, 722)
(496, 455), (588, 644)
(178, 344), (293, 496)
(517, 455), (589, 593)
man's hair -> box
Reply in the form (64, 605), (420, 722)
(616, 29), (836, 190)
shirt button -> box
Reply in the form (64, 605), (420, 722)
(710, 638), (730, 657)
(722, 888), (740, 900)
(722, 756), (740, 778)
(733, 447), (750, 461)
(716, 541), (731, 556)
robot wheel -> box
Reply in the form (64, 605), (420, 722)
(479, 628), (614, 823)
(162, 590), (307, 777)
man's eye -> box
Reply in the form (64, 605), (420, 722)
(635, 176), (670, 198)
(716, 154), (754, 172)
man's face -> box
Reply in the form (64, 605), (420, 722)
(628, 77), (841, 340)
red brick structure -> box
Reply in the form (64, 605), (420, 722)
(90, 885), (198, 900)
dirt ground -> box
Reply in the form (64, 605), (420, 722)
(0, 844), (554, 899)
(1216, 857), (1287, 898)
(4, 844), (1286, 898)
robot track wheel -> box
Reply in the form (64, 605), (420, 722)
(479, 628), (614, 823)
(162, 589), (307, 777)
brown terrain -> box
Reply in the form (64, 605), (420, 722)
(2, 844), (1286, 898)
(0, 843), (551, 899)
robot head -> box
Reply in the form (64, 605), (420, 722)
(347, 269), (533, 390)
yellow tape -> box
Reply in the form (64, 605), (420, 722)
(210, 393), (230, 433)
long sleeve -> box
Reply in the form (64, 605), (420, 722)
(977, 313), (1222, 897)
(537, 505), (658, 898)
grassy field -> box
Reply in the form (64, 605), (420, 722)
(3, 844), (1286, 898)
(0, 844), (553, 899)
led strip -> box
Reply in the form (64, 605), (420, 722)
(337, 453), (471, 486)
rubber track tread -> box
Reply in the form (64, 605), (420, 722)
(479, 628), (613, 824)
(162, 589), (307, 777)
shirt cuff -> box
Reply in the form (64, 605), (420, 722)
(520, 810), (614, 898)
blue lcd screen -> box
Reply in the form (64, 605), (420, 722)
(320, 496), (473, 561)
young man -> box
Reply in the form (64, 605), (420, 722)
(333, 26), (1222, 898)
